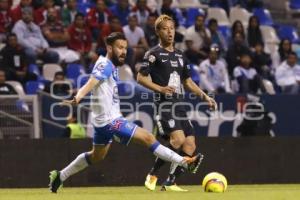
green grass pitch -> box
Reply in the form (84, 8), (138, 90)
(1, 185), (300, 200)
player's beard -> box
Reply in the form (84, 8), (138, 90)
(111, 52), (126, 66)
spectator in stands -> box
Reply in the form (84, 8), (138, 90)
(0, 0), (13, 42)
(235, 0), (263, 12)
(144, 13), (158, 48)
(64, 111), (86, 138)
(87, 0), (112, 40)
(275, 52), (300, 94)
(233, 53), (266, 94)
(109, 0), (131, 25)
(226, 32), (251, 76)
(0, 69), (17, 94)
(44, 71), (71, 96)
(0, 33), (37, 84)
(272, 39), (293, 69)
(207, 18), (227, 56)
(131, 0), (152, 28)
(184, 14), (211, 65)
(96, 15), (123, 55)
(34, 0), (57, 25)
(160, 0), (183, 27)
(230, 20), (246, 46)
(10, 0), (32, 24)
(12, 7), (59, 64)
(123, 14), (149, 73)
(61, 0), (77, 27)
(41, 7), (79, 64)
(252, 42), (272, 80)
(247, 16), (263, 49)
(199, 44), (231, 94)
(68, 13), (97, 67)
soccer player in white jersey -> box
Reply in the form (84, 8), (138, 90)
(49, 32), (203, 193)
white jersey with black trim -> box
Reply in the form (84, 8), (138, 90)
(90, 56), (122, 127)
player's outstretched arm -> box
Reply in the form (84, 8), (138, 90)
(62, 76), (100, 105)
(137, 73), (175, 95)
(183, 78), (217, 111)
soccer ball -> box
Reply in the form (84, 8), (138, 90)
(202, 172), (228, 193)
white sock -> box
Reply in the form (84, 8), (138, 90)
(60, 153), (90, 182)
(151, 142), (187, 168)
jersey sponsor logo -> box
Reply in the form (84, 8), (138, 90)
(160, 53), (169, 56)
(175, 53), (183, 57)
(162, 59), (168, 63)
(148, 55), (156, 63)
(170, 60), (178, 67)
(168, 119), (175, 128)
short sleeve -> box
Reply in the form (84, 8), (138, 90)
(139, 50), (156, 76)
(91, 61), (113, 81)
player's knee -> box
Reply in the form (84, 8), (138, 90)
(142, 133), (156, 146)
(170, 137), (185, 149)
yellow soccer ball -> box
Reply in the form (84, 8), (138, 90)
(202, 172), (228, 193)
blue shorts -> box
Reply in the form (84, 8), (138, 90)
(93, 117), (138, 145)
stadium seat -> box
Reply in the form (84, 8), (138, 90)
(25, 81), (45, 95)
(253, 8), (274, 26)
(189, 64), (200, 86)
(42, 64), (63, 81)
(260, 25), (280, 44)
(66, 63), (85, 83)
(207, 8), (230, 26)
(119, 64), (134, 81)
(289, 0), (300, 9)
(5, 81), (25, 96)
(174, 0), (208, 9)
(185, 8), (205, 28)
(229, 7), (251, 28)
(218, 26), (231, 41)
(277, 25), (300, 44)
(77, 3), (92, 15)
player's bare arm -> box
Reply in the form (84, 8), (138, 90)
(183, 78), (217, 111)
(137, 73), (175, 95)
(62, 76), (99, 105)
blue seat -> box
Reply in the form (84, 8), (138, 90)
(218, 26), (230, 41)
(189, 64), (200, 86)
(25, 81), (45, 95)
(185, 8), (205, 28)
(290, 0), (300, 9)
(77, 3), (92, 15)
(277, 25), (300, 44)
(66, 63), (85, 84)
(253, 8), (274, 26)
(28, 64), (44, 81)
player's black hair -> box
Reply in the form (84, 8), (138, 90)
(105, 32), (126, 46)
(54, 71), (65, 77)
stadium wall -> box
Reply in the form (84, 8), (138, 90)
(1, 137), (300, 188)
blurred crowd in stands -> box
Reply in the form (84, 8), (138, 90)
(0, 0), (300, 97)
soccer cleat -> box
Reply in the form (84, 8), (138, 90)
(144, 174), (158, 191)
(185, 153), (204, 174)
(49, 170), (62, 193)
(161, 184), (188, 192)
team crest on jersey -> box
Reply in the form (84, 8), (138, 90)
(178, 58), (183, 67)
(168, 119), (175, 128)
(148, 55), (156, 63)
